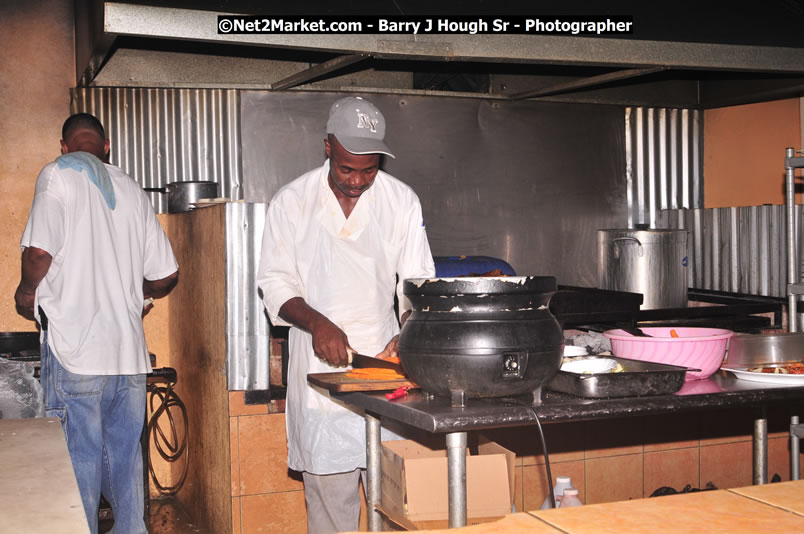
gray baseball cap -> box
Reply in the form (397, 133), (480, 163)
(326, 96), (395, 158)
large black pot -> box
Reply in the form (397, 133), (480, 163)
(398, 276), (563, 406)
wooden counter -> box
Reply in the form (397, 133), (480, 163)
(530, 481), (804, 533)
(352, 480), (804, 533)
(0, 417), (89, 534)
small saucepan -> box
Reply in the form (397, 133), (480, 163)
(144, 181), (219, 213)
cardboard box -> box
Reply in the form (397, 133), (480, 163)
(380, 435), (515, 530)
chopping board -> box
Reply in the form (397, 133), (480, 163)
(308, 372), (417, 393)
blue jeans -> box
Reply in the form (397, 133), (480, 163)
(41, 332), (147, 534)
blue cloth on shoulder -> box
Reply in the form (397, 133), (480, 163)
(56, 152), (116, 210)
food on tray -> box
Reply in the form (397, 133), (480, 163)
(561, 357), (625, 374)
(747, 362), (804, 374)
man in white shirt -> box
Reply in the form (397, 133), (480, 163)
(257, 97), (435, 533)
(14, 113), (179, 534)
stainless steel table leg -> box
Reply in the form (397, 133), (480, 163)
(753, 416), (768, 485)
(366, 414), (382, 532)
(792, 415), (801, 481)
(446, 431), (468, 528)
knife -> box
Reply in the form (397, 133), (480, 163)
(348, 350), (405, 372)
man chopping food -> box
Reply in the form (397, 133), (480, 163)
(257, 96), (435, 533)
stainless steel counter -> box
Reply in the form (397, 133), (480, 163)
(333, 372), (804, 529)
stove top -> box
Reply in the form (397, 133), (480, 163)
(551, 287), (783, 334)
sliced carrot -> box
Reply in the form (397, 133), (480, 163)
(670, 329), (680, 338)
(346, 368), (406, 380)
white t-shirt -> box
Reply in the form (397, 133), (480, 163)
(20, 158), (178, 375)
(257, 160), (435, 474)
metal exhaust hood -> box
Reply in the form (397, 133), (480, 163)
(76, 1), (804, 109)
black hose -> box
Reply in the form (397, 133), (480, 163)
(500, 397), (556, 509)
(146, 371), (188, 495)
(532, 412), (556, 509)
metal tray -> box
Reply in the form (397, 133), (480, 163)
(546, 356), (690, 398)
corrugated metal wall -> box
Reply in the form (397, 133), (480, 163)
(626, 107), (703, 228)
(225, 202), (270, 390)
(71, 87), (242, 213)
(658, 206), (804, 298)
(628, 107), (797, 300)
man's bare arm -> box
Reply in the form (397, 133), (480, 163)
(279, 297), (351, 367)
(14, 247), (53, 321)
(143, 271), (179, 300)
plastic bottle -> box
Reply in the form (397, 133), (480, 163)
(559, 488), (584, 507)
(539, 475), (573, 509)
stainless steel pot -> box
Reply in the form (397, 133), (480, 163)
(597, 229), (689, 310)
(144, 181), (219, 213)
(726, 332), (804, 367)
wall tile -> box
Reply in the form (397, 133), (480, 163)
(231, 417), (240, 497)
(522, 460), (585, 511)
(642, 413), (700, 452)
(768, 436), (792, 482)
(537, 423), (586, 465)
(698, 410), (755, 446)
(644, 447), (700, 497)
(700, 440), (752, 490)
(585, 419), (643, 459)
(585, 454), (643, 504)
(241, 492), (307, 534)
(238, 413), (303, 495)
(232, 497), (241, 534)
(484, 423), (585, 467)
(229, 391), (269, 417)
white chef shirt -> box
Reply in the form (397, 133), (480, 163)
(257, 160), (435, 474)
(20, 159), (178, 375)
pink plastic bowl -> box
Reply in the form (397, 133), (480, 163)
(603, 327), (734, 380)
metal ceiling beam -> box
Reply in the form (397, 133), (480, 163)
(104, 2), (804, 74)
(269, 54), (369, 90)
(509, 67), (668, 100)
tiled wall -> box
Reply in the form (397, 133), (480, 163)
(229, 392), (306, 534)
(228, 392), (803, 533)
(486, 405), (803, 513)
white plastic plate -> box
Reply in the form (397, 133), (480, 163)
(561, 358), (618, 375)
(721, 366), (804, 385)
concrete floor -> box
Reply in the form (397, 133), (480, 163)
(99, 497), (202, 534)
